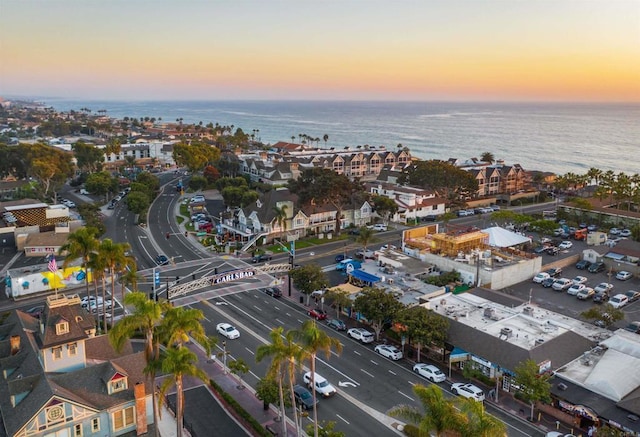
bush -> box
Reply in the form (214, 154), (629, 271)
(402, 424), (423, 437)
(208, 379), (271, 437)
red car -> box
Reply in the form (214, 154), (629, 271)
(307, 308), (327, 320)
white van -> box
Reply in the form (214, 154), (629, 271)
(303, 372), (337, 398)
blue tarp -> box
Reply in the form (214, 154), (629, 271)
(348, 269), (381, 284)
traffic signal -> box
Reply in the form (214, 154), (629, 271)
(184, 231), (188, 237)
(175, 276), (179, 283)
(166, 232), (170, 239)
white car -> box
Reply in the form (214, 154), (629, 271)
(609, 294), (629, 309)
(558, 241), (573, 249)
(451, 383), (485, 401)
(619, 229), (632, 237)
(616, 271), (632, 281)
(81, 295), (103, 308)
(567, 284), (586, 296)
(347, 328), (374, 343)
(552, 278), (572, 291)
(576, 287), (595, 300)
(572, 276), (587, 285)
(374, 344), (403, 360)
(89, 299), (112, 313)
(532, 272), (550, 284)
(303, 372), (337, 397)
(594, 283), (614, 294)
(216, 323), (240, 339)
(413, 363), (446, 383)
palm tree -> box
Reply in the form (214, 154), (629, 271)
(272, 204), (288, 241)
(355, 227), (376, 254)
(59, 227), (99, 297)
(159, 306), (212, 354)
(155, 346), (209, 437)
(98, 239), (131, 321)
(457, 397), (507, 437)
(389, 384), (462, 437)
(480, 152), (495, 164)
(587, 167), (602, 186)
(295, 319), (343, 437)
(256, 327), (290, 436)
(109, 292), (168, 437)
(87, 250), (107, 333)
(323, 134), (329, 148)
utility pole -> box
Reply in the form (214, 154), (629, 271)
(288, 240), (295, 297)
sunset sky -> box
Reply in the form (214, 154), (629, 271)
(1, 0), (639, 102)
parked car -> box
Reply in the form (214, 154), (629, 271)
(594, 283), (614, 294)
(542, 277), (557, 288)
(347, 328), (374, 343)
(546, 246), (560, 256)
(293, 385), (317, 410)
(624, 290), (640, 303)
(413, 363), (447, 383)
(262, 287), (282, 298)
(368, 224), (388, 231)
(303, 372), (337, 397)
(451, 383), (485, 401)
(588, 262), (606, 273)
(89, 299), (112, 313)
(334, 254), (346, 263)
(609, 228), (621, 235)
(619, 229), (632, 237)
(593, 291), (609, 303)
(558, 241), (573, 250)
(616, 271), (632, 281)
(567, 284), (586, 296)
(575, 260), (591, 270)
(251, 254), (272, 263)
(307, 308), (328, 320)
(609, 294), (629, 309)
(546, 267), (563, 278)
(216, 323), (240, 339)
(326, 319), (346, 331)
(572, 276), (588, 285)
(576, 287), (595, 300)
(624, 321), (640, 334)
(532, 272), (550, 284)
(355, 249), (376, 259)
(374, 344), (403, 360)
(81, 295), (103, 308)
(552, 278), (572, 291)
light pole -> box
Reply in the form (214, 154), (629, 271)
(222, 341), (228, 374)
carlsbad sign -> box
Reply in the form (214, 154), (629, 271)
(210, 269), (256, 285)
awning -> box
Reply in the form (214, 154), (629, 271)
(449, 347), (470, 363)
(348, 269), (381, 284)
(604, 252), (625, 260)
(328, 283), (362, 295)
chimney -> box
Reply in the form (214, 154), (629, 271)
(10, 336), (20, 355)
(134, 382), (147, 435)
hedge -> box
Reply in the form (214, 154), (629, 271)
(209, 379), (271, 437)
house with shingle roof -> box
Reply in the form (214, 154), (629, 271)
(0, 294), (153, 437)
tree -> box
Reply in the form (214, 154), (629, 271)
(272, 204), (289, 241)
(289, 264), (329, 305)
(98, 239), (131, 323)
(159, 306), (213, 353)
(73, 141), (104, 173)
(581, 303), (625, 328)
(228, 358), (250, 389)
(323, 134), (329, 148)
(325, 288), (352, 320)
(59, 227), (100, 297)
(295, 320), (343, 437)
(155, 347), (209, 437)
(172, 141), (220, 172)
(109, 292), (167, 437)
(255, 377), (281, 411)
(125, 191), (151, 215)
(400, 160), (479, 207)
(480, 152), (495, 164)
(203, 165), (221, 184)
(513, 359), (552, 420)
(371, 195), (398, 224)
(355, 226), (376, 253)
(289, 168), (361, 235)
(85, 171), (118, 196)
(353, 287), (403, 341)
(457, 397), (507, 437)
(136, 171), (161, 194)
(397, 305), (448, 362)
(389, 384), (462, 437)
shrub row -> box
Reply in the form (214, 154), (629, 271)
(208, 379), (271, 437)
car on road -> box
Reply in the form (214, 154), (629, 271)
(326, 319), (346, 331)
(307, 308), (328, 320)
(567, 284), (586, 296)
(552, 278), (572, 291)
(369, 224), (388, 231)
(347, 328), (374, 343)
(546, 267), (563, 278)
(558, 241), (573, 250)
(293, 385), (317, 410)
(576, 287), (595, 300)
(451, 383), (485, 401)
(616, 271), (632, 281)
(532, 272), (550, 284)
(413, 363), (446, 383)
(588, 262), (606, 273)
(347, 228), (361, 235)
(334, 254), (346, 263)
(216, 323), (240, 339)
(594, 283), (614, 294)
(575, 260), (591, 270)
(624, 290), (640, 303)
(262, 287), (282, 298)
(155, 254), (169, 266)
(79, 188), (89, 195)
(251, 254), (272, 263)
(572, 276), (588, 285)
(303, 372), (337, 397)
(609, 294), (629, 309)
(374, 344), (403, 360)
(593, 291), (609, 303)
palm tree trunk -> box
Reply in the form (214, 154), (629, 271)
(310, 354), (319, 437)
(110, 267), (116, 322)
(288, 361), (300, 437)
(176, 377), (184, 437)
(278, 373), (287, 437)
(102, 275), (108, 334)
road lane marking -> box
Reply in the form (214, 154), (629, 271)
(353, 350), (361, 356)
(274, 306), (280, 310)
(245, 347), (255, 355)
(388, 370), (396, 375)
(360, 369), (374, 378)
(398, 391), (414, 401)
(408, 381), (416, 386)
(249, 370), (260, 380)
(335, 414), (349, 425)
(370, 360), (379, 366)
(297, 319), (304, 324)
(286, 312), (291, 316)
(253, 305), (263, 312)
(276, 319), (285, 325)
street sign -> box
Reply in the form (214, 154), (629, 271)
(197, 232), (206, 236)
(290, 241), (295, 257)
(154, 271), (160, 286)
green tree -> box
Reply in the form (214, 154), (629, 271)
(159, 306), (213, 353)
(125, 191), (151, 215)
(255, 377), (282, 411)
(355, 226), (376, 253)
(272, 204), (289, 241)
(85, 171), (118, 196)
(353, 287), (403, 341)
(295, 320), (343, 437)
(289, 264), (329, 305)
(136, 171), (160, 194)
(109, 292), (168, 437)
(173, 141), (220, 172)
(228, 358), (250, 388)
(325, 288), (352, 320)
(400, 160), (479, 207)
(389, 384), (462, 437)
(98, 239), (131, 324)
(397, 305), (448, 362)
(581, 303), (625, 328)
(513, 359), (552, 420)
(155, 347), (209, 437)
(59, 227), (100, 297)
(457, 397), (506, 436)
(73, 140), (104, 173)
(77, 203), (106, 236)
(480, 152), (495, 164)
(371, 195), (398, 224)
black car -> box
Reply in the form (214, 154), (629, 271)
(293, 385), (318, 410)
(546, 246), (559, 256)
(155, 255), (169, 266)
(348, 228), (361, 235)
(546, 267), (563, 278)
(422, 215), (437, 222)
(334, 254), (346, 263)
(263, 287), (282, 298)
(576, 260), (591, 270)
(593, 291), (609, 303)
(588, 262), (606, 273)
(251, 254), (272, 263)
(541, 277), (557, 288)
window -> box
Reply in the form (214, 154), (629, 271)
(68, 342), (77, 356)
(113, 406), (135, 431)
(56, 321), (69, 335)
(74, 424), (82, 436)
(52, 346), (62, 360)
(91, 418), (100, 432)
(110, 376), (127, 393)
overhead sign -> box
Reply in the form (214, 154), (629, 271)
(210, 269), (256, 285)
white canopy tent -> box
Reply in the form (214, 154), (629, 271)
(483, 226), (531, 248)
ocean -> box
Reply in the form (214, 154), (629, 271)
(44, 99), (639, 175)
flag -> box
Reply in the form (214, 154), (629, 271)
(48, 255), (59, 274)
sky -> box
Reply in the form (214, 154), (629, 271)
(1, 0), (639, 102)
